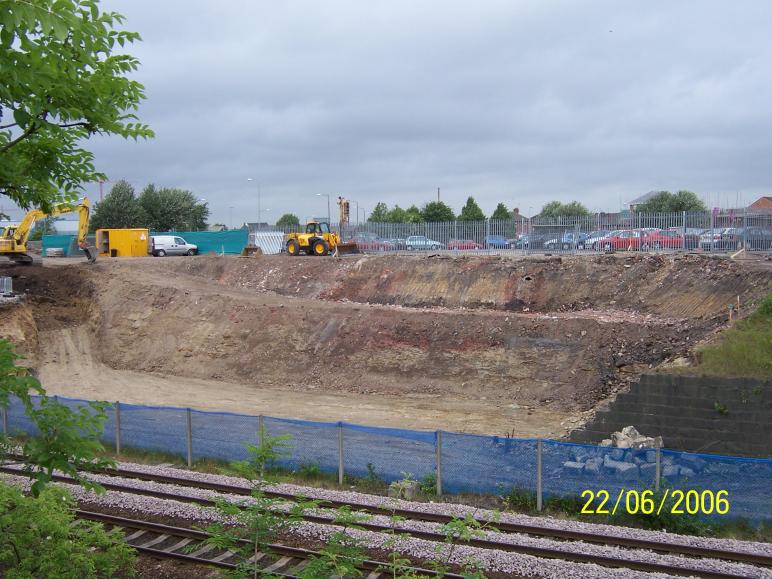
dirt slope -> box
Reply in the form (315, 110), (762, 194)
(0, 253), (769, 436)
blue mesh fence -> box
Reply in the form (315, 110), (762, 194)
(190, 409), (258, 463)
(118, 402), (188, 459)
(263, 416), (339, 473)
(4, 395), (771, 523)
(660, 450), (772, 522)
(443, 432), (537, 495)
(342, 423), (436, 483)
(542, 441), (658, 499)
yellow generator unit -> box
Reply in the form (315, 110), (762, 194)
(96, 228), (150, 257)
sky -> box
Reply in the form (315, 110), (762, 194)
(3, 0), (772, 225)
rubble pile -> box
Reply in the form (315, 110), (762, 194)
(600, 425), (663, 449)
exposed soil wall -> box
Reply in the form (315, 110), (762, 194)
(1, 253), (769, 436)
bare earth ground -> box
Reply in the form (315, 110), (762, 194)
(1, 252), (769, 438)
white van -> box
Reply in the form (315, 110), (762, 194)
(150, 235), (198, 256)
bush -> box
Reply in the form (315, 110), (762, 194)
(0, 483), (135, 578)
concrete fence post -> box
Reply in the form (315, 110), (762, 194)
(337, 423), (344, 486)
(536, 440), (543, 512)
(186, 408), (193, 468)
(435, 431), (443, 497)
(655, 446), (661, 492)
(115, 401), (121, 456)
(1, 406), (7, 435)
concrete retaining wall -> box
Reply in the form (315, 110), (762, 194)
(571, 374), (771, 458)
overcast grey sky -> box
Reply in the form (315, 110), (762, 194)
(5, 0), (772, 224)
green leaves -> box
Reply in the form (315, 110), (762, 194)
(0, 483), (135, 577)
(0, 339), (116, 497)
(458, 196), (486, 222)
(0, 0), (153, 211)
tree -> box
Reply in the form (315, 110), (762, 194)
(368, 202), (390, 222)
(458, 196), (485, 221)
(385, 205), (408, 223)
(491, 203), (511, 220)
(405, 205), (423, 223)
(138, 184), (209, 231)
(275, 213), (300, 227)
(420, 201), (455, 222)
(539, 200), (590, 219)
(636, 190), (706, 212)
(0, 484), (135, 577)
(0, 0), (153, 212)
(88, 180), (146, 231)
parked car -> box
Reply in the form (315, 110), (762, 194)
(447, 239), (482, 250)
(405, 235), (443, 250)
(544, 232), (590, 251)
(512, 234), (529, 249)
(484, 234), (511, 249)
(384, 237), (407, 250)
(700, 227), (772, 251)
(597, 229), (642, 251)
(150, 235), (198, 256)
(352, 232), (388, 251)
(639, 229), (683, 250)
(672, 227), (707, 250)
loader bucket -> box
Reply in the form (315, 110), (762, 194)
(334, 241), (360, 255)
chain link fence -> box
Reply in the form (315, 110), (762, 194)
(3, 395), (770, 522)
(274, 210), (772, 255)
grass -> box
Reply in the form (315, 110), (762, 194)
(696, 290), (772, 378)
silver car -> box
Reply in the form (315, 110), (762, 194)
(405, 235), (443, 250)
(151, 235), (198, 256)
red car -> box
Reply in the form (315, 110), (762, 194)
(640, 229), (683, 249)
(598, 230), (642, 251)
(447, 239), (482, 250)
(352, 233), (388, 251)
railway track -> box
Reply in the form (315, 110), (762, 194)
(2, 461), (770, 578)
(77, 509), (462, 578)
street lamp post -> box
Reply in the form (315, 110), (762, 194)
(316, 193), (331, 224)
(247, 178), (262, 230)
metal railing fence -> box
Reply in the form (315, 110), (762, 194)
(272, 210), (772, 255)
(3, 395), (770, 522)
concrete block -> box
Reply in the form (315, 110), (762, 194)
(663, 465), (680, 477)
(562, 461), (585, 474)
(584, 457), (602, 474)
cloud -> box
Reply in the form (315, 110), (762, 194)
(68, 0), (772, 223)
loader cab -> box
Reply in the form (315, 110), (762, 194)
(306, 222), (330, 235)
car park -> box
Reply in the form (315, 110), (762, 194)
(447, 239), (482, 250)
(700, 227), (772, 251)
(405, 235), (443, 250)
(150, 235), (198, 256)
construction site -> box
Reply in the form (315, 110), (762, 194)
(1, 251), (769, 439)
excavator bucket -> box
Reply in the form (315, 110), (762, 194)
(334, 241), (360, 255)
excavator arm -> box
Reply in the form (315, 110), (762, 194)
(0, 198), (96, 264)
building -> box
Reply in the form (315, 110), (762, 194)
(627, 191), (661, 212)
(749, 196), (772, 213)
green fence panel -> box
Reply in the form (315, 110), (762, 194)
(151, 230), (247, 254)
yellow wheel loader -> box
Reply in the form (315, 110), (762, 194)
(0, 198), (97, 264)
(283, 221), (359, 256)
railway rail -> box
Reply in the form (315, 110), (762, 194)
(2, 460), (770, 578)
(77, 509), (462, 578)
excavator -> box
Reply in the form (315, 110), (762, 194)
(0, 198), (96, 264)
